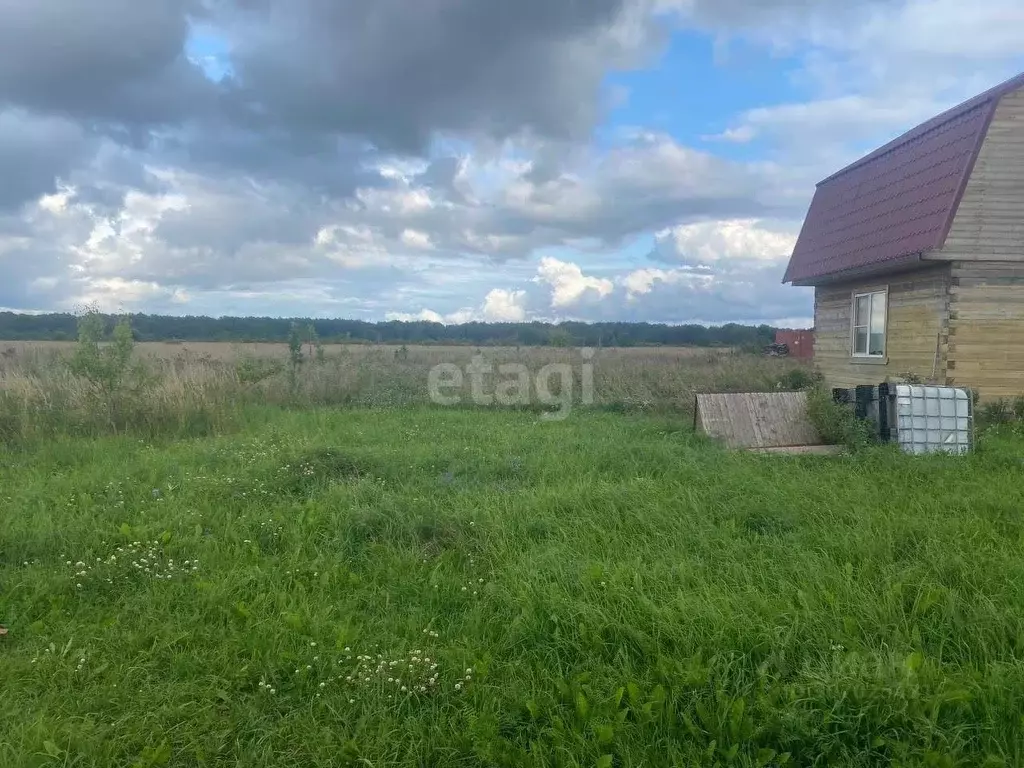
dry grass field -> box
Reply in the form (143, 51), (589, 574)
(0, 339), (732, 362)
(0, 336), (813, 442)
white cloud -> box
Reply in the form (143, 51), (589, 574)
(76, 277), (190, 312)
(399, 229), (434, 250)
(37, 185), (76, 215)
(653, 218), (798, 267)
(386, 287), (526, 324)
(68, 187), (190, 275)
(386, 308), (446, 323)
(533, 256), (614, 307)
(714, 94), (944, 149)
(707, 0), (1024, 157)
(0, 113), (813, 318)
(810, 0), (1024, 60)
(621, 267), (711, 298)
(481, 288), (527, 321)
(707, 125), (756, 143)
(0, 150), (814, 323)
(357, 186), (436, 216)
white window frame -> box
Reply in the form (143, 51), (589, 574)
(851, 289), (887, 358)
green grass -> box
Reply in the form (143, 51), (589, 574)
(2, 406), (1024, 767)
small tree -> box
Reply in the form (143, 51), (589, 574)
(67, 310), (135, 394)
(287, 322), (305, 393)
(306, 323), (324, 362)
(66, 308), (148, 430)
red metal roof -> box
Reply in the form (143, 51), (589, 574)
(784, 72), (1024, 285)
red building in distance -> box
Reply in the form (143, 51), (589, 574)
(775, 329), (814, 359)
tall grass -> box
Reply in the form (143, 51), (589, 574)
(2, 407), (1024, 766)
(4, 320), (1024, 765)
(0, 337), (814, 442)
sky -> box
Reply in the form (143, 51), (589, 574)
(1, 0), (1023, 327)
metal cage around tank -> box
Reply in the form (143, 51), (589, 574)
(832, 383), (974, 455)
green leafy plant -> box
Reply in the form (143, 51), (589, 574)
(65, 308), (153, 430)
(894, 371), (925, 384)
(235, 355), (284, 387)
(306, 323), (325, 362)
(978, 398), (1013, 426)
(287, 322), (305, 393)
(1013, 395), (1024, 421)
(806, 384), (873, 451)
(775, 367), (822, 391)
(67, 310), (133, 391)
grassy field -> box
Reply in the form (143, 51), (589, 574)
(0, 340), (814, 442)
(0, 340), (731, 361)
(3, 404), (1024, 766)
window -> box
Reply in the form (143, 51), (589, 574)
(852, 289), (886, 357)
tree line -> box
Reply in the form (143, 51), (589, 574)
(0, 311), (777, 348)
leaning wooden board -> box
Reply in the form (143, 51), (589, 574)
(694, 391), (826, 450)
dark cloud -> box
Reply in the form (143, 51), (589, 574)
(159, 123), (387, 199)
(67, 146), (174, 216)
(0, 111), (95, 210)
(153, 180), (328, 256)
(211, 0), (661, 151)
(0, 209), (83, 310)
(0, 0), (213, 127)
(414, 157), (471, 204)
(0, 0), (667, 214)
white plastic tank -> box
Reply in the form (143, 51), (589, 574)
(892, 385), (973, 455)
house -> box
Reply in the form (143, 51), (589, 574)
(783, 72), (1024, 400)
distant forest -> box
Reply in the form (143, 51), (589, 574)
(0, 311), (777, 348)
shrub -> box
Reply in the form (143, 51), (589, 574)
(306, 323), (325, 362)
(806, 384), (873, 451)
(978, 398), (1013, 426)
(1013, 395), (1024, 421)
(236, 355), (284, 387)
(775, 367), (823, 391)
(287, 322), (305, 393)
(66, 311), (135, 393)
(894, 371), (924, 384)
(65, 309), (155, 431)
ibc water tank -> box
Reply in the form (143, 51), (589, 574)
(891, 385), (973, 455)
